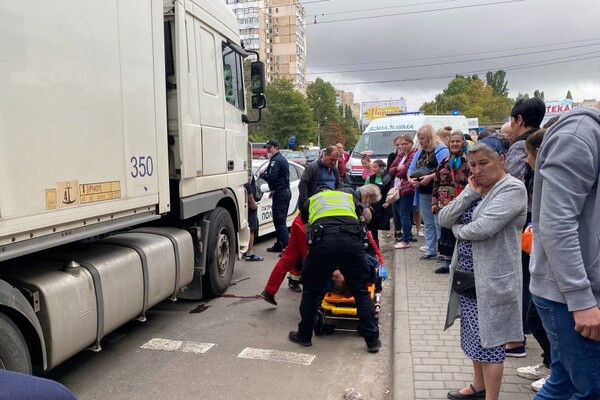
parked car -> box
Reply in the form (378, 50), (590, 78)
(304, 148), (321, 164)
(252, 142), (268, 159)
(251, 159), (305, 236)
(282, 150), (307, 167)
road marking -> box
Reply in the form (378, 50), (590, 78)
(237, 347), (316, 366)
(140, 338), (215, 354)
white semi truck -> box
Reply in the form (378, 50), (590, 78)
(0, 0), (266, 374)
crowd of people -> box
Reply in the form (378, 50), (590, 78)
(251, 97), (600, 399)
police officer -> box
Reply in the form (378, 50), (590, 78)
(259, 139), (291, 252)
(288, 185), (381, 353)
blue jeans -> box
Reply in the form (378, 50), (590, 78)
(533, 295), (600, 399)
(419, 193), (440, 255)
(397, 193), (414, 243)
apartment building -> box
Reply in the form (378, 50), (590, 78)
(224, 0), (270, 81)
(225, 0), (307, 91)
(268, 0), (307, 91)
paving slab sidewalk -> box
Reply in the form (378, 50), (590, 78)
(390, 237), (540, 400)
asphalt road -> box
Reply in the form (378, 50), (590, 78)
(47, 233), (394, 400)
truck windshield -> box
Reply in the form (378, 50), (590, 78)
(351, 130), (416, 158)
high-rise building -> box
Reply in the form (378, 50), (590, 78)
(225, 0), (307, 91)
(267, 0), (307, 91)
(224, 0), (271, 82)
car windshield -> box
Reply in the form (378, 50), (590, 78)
(351, 130), (416, 158)
(286, 151), (304, 158)
(305, 150), (320, 157)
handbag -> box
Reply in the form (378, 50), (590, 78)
(437, 227), (456, 257)
(385, 186), (400, 204)
(409, 165), (435, 179)
(522, 225), (533, 255)
(452, 270), (476, 299)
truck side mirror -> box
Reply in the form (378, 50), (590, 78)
(251, 61), (266, 94)
(251, 94), (266, 110)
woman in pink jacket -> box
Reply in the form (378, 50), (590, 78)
(389, 134), (418, 249)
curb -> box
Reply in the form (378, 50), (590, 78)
(392, 247), (414, 400)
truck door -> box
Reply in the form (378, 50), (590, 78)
(174, 3), (226, 180)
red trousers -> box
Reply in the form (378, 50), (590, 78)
(264, 215), (306, 296)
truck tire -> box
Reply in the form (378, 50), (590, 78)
(202, 207), (236, 297)
(0, 312), (32, 374)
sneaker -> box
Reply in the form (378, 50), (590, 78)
(394, 242), (411, 249)
(409, 236), (418, 242)
(245, 253), (264, 262)
(517, 363), (550, 380)
(266, 244), (283, 253)
(531, 376), (548, 392)
(505, 345), (526, 357)
(367, 339), (381, 353)
(259, 290), (277, 306)
(418, 231), (425, 237)
(288, 331), (312, 347)
(434, 266), (450, 274)
(437, 255), (446, 262)
(288, 278), (302, 293)
(420, 254), (436, 260)
(419, 246), (428, 252)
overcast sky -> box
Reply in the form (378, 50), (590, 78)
(302, 0), (600, 110)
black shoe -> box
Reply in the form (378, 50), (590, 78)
(437, 255), (446, 262)
(434, 266), (450, 274)
(447, 385), (486, 399)
(259, 290), (277, 306)
(409, 237), (418, 242)
(288, 278), (302, 293)
(266, 244), (283, 253)
(420, 254), (436, 260)
(367, 339), (381, 353)
(288, 331), (312, 347)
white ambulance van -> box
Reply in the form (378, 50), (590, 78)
(347, 113), (469, 186)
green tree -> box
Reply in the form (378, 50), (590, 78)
(256, 79), (315, 146)
(566, 90), (573, 100)
(515, 92), (530, 101)
(533, 90), (545, 101)
(306, 78), (340, 146)
(419, 73), (512, 122)
(486, 70), (509, 97)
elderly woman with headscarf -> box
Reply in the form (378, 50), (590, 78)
(438, 136), (527, 400)
(431, 131), (470, 274)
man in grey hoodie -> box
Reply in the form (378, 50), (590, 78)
(529, 105), (600, 399)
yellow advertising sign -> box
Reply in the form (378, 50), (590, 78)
(360, 99), (407, 125)
(363, 105), (404, 121)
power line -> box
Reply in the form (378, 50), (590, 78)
(309, 0), (525, 25)
(306, 0), (457, 17)
(307, 37), (600, 68)
(307, 42), (600, 75)
(332, 51), (600, 86)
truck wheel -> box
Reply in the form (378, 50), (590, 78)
(202, 207), (236, 297)
(0, 312), (32, 373)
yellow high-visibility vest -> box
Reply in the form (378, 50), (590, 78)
(308, 191), (358, 225)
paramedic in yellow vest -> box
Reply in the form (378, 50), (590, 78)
(288, 185), (382, 353)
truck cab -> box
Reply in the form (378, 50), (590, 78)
(0, 0), (265, 374)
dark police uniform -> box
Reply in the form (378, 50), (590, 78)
(260, 141), (291, 251)
(291, 189), (380, 351)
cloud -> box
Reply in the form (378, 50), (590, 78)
(303, 0), (600, 108)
